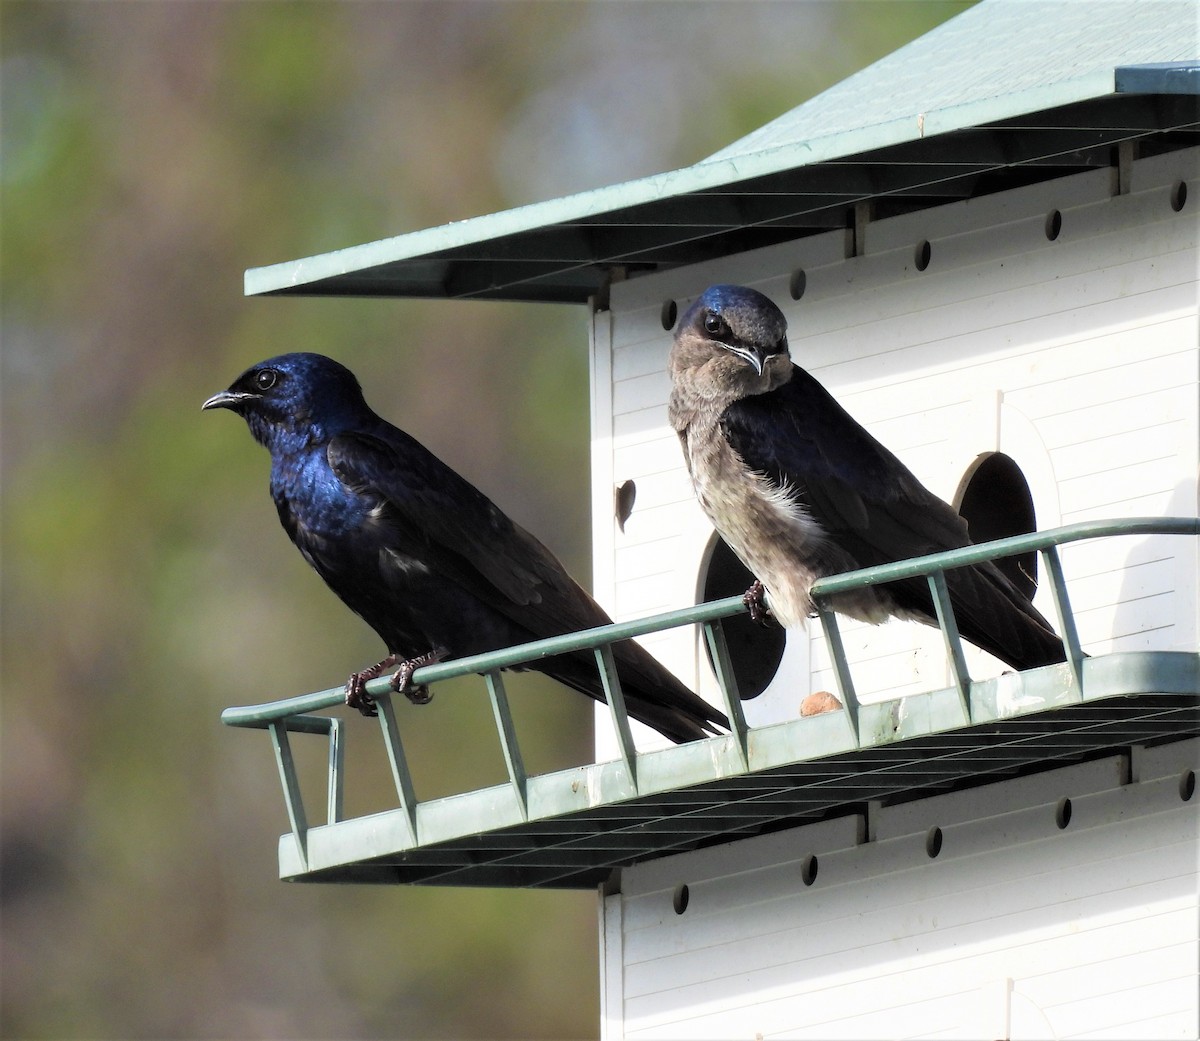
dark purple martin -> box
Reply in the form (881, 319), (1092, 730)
(667, 284), (1066, 672)
(203, 352), (726, 743)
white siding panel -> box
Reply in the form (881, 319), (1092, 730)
(602, 743), (1200, 1041)
(1035, 382), (1196, 454)
(818, 264), (1196, 400)
(613, 436), (682, 483)
(591, 306), (617, 618)
(615, 496), (702, 549)
(622, 832), (1194, 1005)
(809, 620), (950, 702)
(616, 536), (687, 588)
(594, 147), (1198, 746)
(614, 575), (680, 619)
(1023, 941), (1198, 1038)
(611, 406), (671, 444)
(613, 340), (672, 382)
(615, 370), (675, 415)
(611, 461), (691, 513)
(1052, 418), (1192, 481)
(1045, 976), (1198, 1040)
(1058, 454), (1182, 515)
(1076, 1012), (1198, 1041)
(1073, 595), (1178, 651)
(1010, 336), (1198, 431)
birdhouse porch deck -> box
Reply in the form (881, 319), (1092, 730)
(225, 5), (1199, 1032)
(221, 516), (1199, 888)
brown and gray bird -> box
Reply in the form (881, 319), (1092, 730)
(667, 284), (1066, 672)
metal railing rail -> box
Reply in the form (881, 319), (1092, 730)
(221, 516), (1199, 864)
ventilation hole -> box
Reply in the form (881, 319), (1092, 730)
(915, 240), (931, 271)
(700, 536), (785, 700)
(800, 854), (818, 886)
(1171, 180), (1188, 212)
(925, 826), (943, 858)
(789, 268), (807, 300)
(660, 299), (678, 331)
(1045, 209), (1062, 241)
(1180, 770), (1195, 802)
(672, 884), (689, 914)
(1055, 797), (1072, 829)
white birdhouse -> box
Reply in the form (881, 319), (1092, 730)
(232, 2), (1198, 1037)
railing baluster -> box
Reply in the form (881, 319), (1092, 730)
(1041, 545), (1085, 698)
(375, 695), (419, 840)
(326, 717), (345, 824)
(702, 620), (749, 766)
(815, 602), (861, 745)
(927, 570), (972, 722)
(269, 721), (308, 863)
(595, 644), (638, 791)
(486, 670), (529, 816)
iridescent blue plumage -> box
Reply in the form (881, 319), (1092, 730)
(204, 352), (726, 742)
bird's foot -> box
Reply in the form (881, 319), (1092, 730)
(344, 647), (448, 715)
(388, 646), (448, 705)
(742, 580), (772, 627)
(345, 653), (401, 717)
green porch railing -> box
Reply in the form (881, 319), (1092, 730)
(221, 516), (1199, 865)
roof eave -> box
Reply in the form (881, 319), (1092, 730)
(244, 64), (1198, 305)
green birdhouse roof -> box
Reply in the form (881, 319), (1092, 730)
(245, 0), (1198, 304)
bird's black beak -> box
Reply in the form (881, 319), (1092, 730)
(201, 389), (252, 412)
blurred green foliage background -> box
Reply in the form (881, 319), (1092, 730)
(1, 3), (969, 1037)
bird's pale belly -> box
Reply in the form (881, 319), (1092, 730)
(687, 441), (821, 629)
(687, 436), (894, 629)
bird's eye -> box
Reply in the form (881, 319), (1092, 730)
(703, 312), (728, 337)
(254, 369), (279, 391)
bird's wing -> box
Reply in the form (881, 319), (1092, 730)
(327, 428), (608, 634)
(326, 429), (725, 739)
(719, 365), (1065, 669)
(719, 363), (971, 566)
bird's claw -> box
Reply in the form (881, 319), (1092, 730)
(388, 646), (447, 706)
(345, 680), (378, 716)
(743, 580), (772, 627)
(344, 647), (446, 715)
(345, 652), (401, 716)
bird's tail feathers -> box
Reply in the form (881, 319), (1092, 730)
(540, 640), (728, 744)
(948, 562), (1067, 672)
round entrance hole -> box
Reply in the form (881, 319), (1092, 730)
(701, 537), (786, 700)
(957, 452), (1038, 600)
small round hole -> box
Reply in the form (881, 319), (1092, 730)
(1045, 209), (1062, 241)
(925, 826), (943, 858)
(660, 299), (678, 331)
(1180, 770), (1195, 802)
(1055, 797), (1073, 829)
(915, 240), (931, 271)
(800, 854), (818, 886)
(672, 883), (689, 915)
(1171, 180), (1188, 213)
(789, 268), (807, 300)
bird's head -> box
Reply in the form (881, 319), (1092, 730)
(669, 284), (791, 404)
(202, 352), (369, 451)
